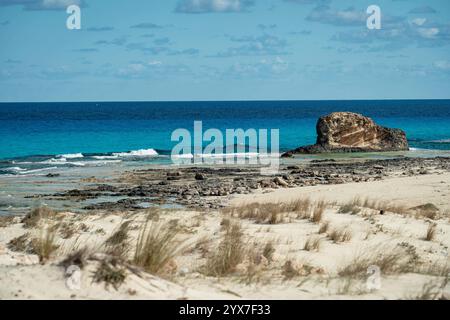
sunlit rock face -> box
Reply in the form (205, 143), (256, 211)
(283, 112), (409, 156)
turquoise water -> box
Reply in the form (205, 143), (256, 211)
(1, 100), (450, 175)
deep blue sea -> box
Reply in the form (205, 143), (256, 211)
(1, 100), (450, 175)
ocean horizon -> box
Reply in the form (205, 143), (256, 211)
(1, 99), (450, 176)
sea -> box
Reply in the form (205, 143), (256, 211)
(1, 100), (450, 214)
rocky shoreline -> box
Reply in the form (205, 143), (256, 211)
(27, 156), (450, 212)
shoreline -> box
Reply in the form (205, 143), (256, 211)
(1, 155), (448, 215)
(0, 165), (449, 299)
(0, 155), (449, 299)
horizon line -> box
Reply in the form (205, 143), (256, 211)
(1, 98), (450, 104)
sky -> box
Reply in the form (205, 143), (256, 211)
(0, 0), (450, 102)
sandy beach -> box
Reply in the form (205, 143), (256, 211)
(0, 157), (449, 300)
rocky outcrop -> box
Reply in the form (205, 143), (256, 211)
(283, 112), (409, 156)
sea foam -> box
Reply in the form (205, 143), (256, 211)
(113, 148), (159, 157)
(59, 153), (84, 159)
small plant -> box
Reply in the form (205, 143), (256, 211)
(133, 220), (185, 276)
(411, 203), (440, 220)
(60, 247), (90, 270)
(303, 235), (322, 252)
(415, 260), (450, 277)
(241, 246), (266, 285)
(406, 280), (446, 300)
(339, 203), (361, 215)
(105, 221), (131, 259)
(59, 222), (77, 239)
(32, 223), (59, 263)
(424, 223), (437, 241)
(220, 217), (231, 230)
(262, 241), (275, 262)
(22, 206), (56, 229)
(93, 260), (126, 290)
(7, 233), (32, 253)
(327, 227), (352, 243)
(223, 198), (315, 224)
(318, 221), (330, 234)
(354, 197), (409, 216)
(204, 222), (245, 276)
(311, 201), (326, 223)
(0, 215), (14, 228)
(282, 260), (299, 280)
(338, 245), (413, 277)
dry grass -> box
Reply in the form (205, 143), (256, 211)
(204, 222), (245, 277)
(105, 221), (131, 259)
(424, 223), (437, 241)
(338, 202), (361, 215)
(22, 206), (57, 229)
(220, 217), (231, 230)
(338, 245), (414, 277)
(0, 215), (14, 228)
(413, 204), (440, 220)
(132, 220), (186, 276)
(327, 227), (352, 243)
(415, 261), (450, 277)
(318, 221), (330, 234)
(93, 259), (127, 290)
(31, 223), (59, 264)
(334, 277), (367, 296)
(406, 279), (448, 300)
(262, 241), (275, 262)
(58, 222), (77, 239)
(223, 198), (314, 224)
(60, 247), (91, 270)
(310, 201), (326, 223)
(7, 233), (33, 253)
(240, 244), (269, 285)
(282, 260), (299, 280)
(350, 197), (409, 215)
(303, 235), (322, 252)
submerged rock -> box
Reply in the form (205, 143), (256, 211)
(283, 112), (409, 156)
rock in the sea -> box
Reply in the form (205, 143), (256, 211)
(283, 112), (408, 156)
(195, 173), (206, 180)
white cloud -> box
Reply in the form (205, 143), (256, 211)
(434, 60), (450, 71)
(411, 18), (426, 26)
(0, 0), (85, 10)
(148, 60), (162, 66)
(175, 0), (254, 14)
(417, 27), (439, 39)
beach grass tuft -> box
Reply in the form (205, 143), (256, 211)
(31, 223), (59, 263)
(424, 223), (437, 241)
(132, 220), (185, 276)
(338, 245), (414, 277)
(303, 235), (322, 252)
(327, 226), (352, 243)
(105, 221), (131, 259)
(22, 206), (57, 229)
(93, 259), (127, 290)
(204, 222), (245, 277)
(60, 247), (91, 270)
(224, 198), (328, 224)
(310, 200), (326, 223)
(318, 221), (330, 234)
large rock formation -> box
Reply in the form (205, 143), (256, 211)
(283, 112), (409, 156)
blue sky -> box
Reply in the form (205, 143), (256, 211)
(1, 0), (449, 102)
